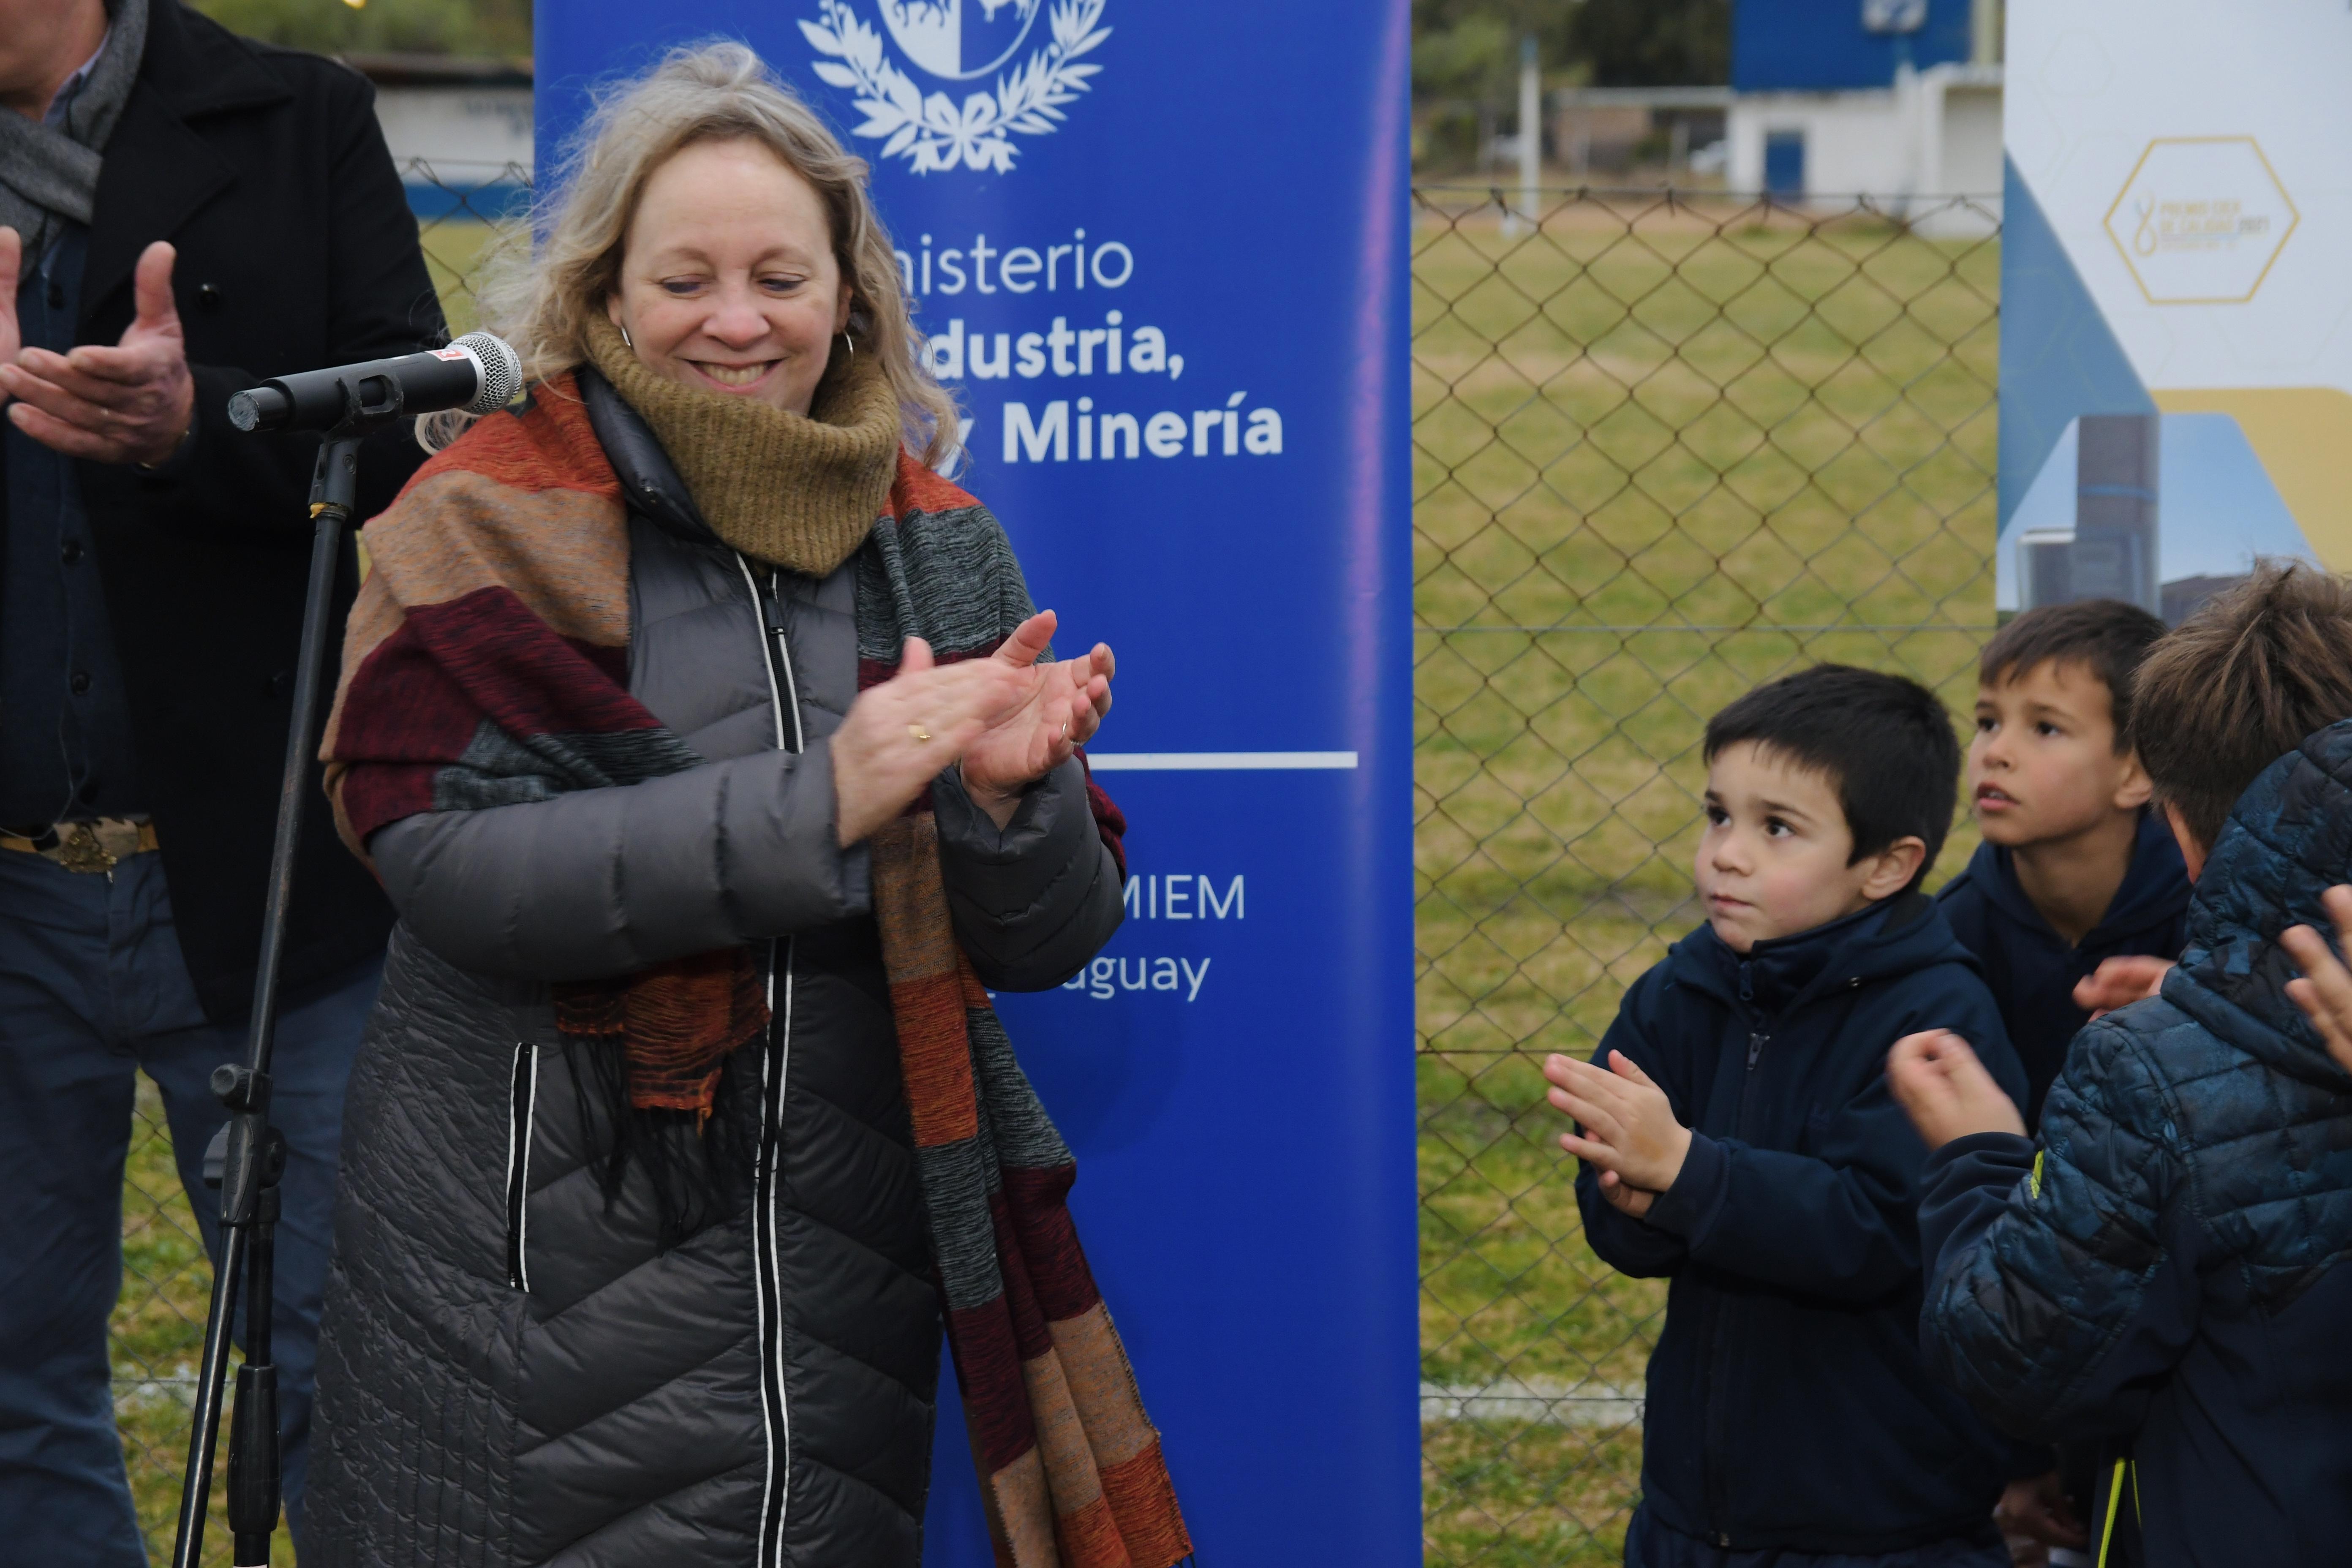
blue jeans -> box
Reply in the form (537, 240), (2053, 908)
(0, 848), (379, 1563)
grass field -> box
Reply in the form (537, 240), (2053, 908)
(108, 196), (2000, 1564)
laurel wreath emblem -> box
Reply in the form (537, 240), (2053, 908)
(800, 0), (1111, 174)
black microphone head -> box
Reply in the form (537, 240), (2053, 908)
(453, 332), (522, 414)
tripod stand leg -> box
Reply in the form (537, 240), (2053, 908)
(227, 1184), (283, 1565)
(172, 432), (359, 1568)
(172, 1226), (245, 1565)
(226, 1360), (280, 1565)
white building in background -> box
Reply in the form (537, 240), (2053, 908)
(1722, 0), (2003, 231)
(346, 53), (534, 218)
(1725, 62), (2000, 211)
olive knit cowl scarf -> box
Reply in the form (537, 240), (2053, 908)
(583, 313), (902, 575)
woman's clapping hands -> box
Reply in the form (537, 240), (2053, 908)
(830, 610), (1115, 847)
(960, 610), (1113, 825)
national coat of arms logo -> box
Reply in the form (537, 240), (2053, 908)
(800, 0), (1112, 175)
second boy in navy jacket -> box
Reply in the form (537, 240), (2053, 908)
(1576, 890), (2031, 1554)
(1936, 809), (2187, 1127)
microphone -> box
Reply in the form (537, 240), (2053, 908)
(227, 331), (523, 433)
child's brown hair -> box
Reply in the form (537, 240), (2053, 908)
(2134, 563), (2352, 852)
(1978, 598), (2167, 752)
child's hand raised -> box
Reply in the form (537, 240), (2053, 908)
(2281, 884), (2352, 1078)
(1594, 1169), (1657, 1220)
(1886, 1030), (2025, 1150)
(2073, 954), (2171, 1019)
(1544, 1050), (1693, 1195)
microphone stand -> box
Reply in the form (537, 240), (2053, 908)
(173, 384), (390, 1568)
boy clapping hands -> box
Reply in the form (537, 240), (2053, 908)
(1546, 665), (2033, 1568)
(1547, 1050), (1685, 1219)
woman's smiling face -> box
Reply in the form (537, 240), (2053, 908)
(607, 136), (852, 416)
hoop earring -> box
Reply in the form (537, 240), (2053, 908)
(838, 330), (855, 361)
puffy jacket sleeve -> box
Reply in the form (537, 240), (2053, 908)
(367, 740), (866, 983)
(932, 758), (1123, 991)
(1916, 1012), (2202, 1440)
(908, 494), (1123, 991)
(1644, 968), (2026, 1302)
(1573, 975), (1692, 1279)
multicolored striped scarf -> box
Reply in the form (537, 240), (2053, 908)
(321, 373), (1190, 1568)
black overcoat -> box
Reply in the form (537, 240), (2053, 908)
(0, 0), (444, 1018)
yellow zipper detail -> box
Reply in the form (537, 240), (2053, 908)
(2095, 1457), (2127, 1568)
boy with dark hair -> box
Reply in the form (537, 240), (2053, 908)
(1546, 664), (2031, 1567)
(1938, 599), (2189, 1133)
(1938, 599), (2187, 1568)
(1891, 563), (2352, 1568)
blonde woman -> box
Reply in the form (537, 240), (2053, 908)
(303, 43), (1190, 1568)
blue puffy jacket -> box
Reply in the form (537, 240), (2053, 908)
(1918, 720), (2352, 1567)
(1576, 893), (2033, 1554)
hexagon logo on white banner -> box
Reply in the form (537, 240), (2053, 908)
(2104, 137), (2298, 305)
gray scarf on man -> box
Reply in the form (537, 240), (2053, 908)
(0, 0), (149, 263)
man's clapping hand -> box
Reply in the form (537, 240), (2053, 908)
(0, 229), (16, 390)
(0, 231), (196, 466)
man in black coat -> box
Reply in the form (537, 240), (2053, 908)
(0, 0), (441, 1556)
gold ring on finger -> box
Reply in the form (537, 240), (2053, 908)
(909, 723), (933, 743)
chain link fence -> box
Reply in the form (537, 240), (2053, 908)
(107, 171), (2001, 1563)
(1413, 186), (2001, 1565)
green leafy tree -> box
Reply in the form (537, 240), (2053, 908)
(191, 0), (531, 57)
(1568, 0), (1728, 86)
(1412, 0), (1729, 93)
(1413, 0), (1574, 98)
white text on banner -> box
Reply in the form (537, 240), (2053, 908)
(1082, 751), (1361, 771)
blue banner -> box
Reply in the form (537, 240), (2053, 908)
(536, 4), (1417, 1560)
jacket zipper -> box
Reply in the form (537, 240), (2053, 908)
(502, 1042), (539, 1293)
(1702, 1028), (1766, 1543)
(1696, 958), (1870, 1544)
(736, 554), (802, 1568)
(1703, 955), (1768, 1543)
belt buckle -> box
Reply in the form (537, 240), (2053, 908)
(55, 822), (118, 874)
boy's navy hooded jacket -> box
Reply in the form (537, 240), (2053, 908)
(1576, 892), (2032, 1554)
(1918, 722), (2352, 1567)
(1936, 810), (2190, 1127)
